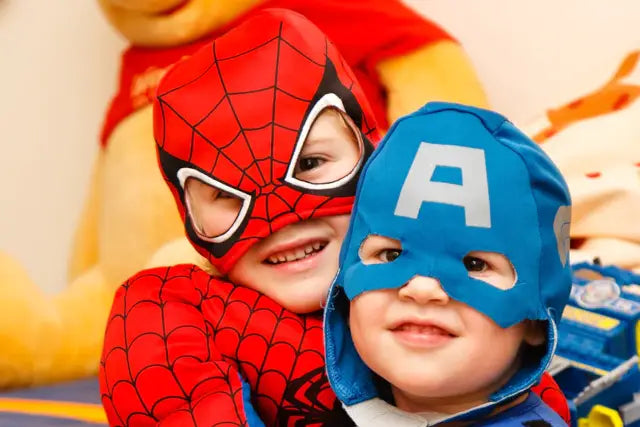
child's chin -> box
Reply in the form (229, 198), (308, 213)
(273, 287), (327, 314)
(390, 370), (455, 398)
(280, 299), (324, 314)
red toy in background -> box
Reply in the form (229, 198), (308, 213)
(99, 9), (570, 427)
(101, 0), (455, 144)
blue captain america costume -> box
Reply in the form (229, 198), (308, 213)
(325, 102), (572, 425)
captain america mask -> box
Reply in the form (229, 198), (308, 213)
(153, 9), (379, 273)
(336, 102), (572, 328)
(324, 102), (572, 408)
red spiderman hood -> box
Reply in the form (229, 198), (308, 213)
(153, 8), (380, 273)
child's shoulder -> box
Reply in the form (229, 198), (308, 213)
(477, 393), (568, 427)
(114, 264), (235, 302)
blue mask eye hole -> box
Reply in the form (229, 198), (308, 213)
(462, 251), (517, 290)
(358, 235), (403, 265)
(463, 255), (488, 272)
(378, 249), (402, 263)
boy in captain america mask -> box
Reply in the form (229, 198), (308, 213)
(324, 102), (572, 426)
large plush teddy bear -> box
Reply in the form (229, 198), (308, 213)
(0, 0), (487, 388)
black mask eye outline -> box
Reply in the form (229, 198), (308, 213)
(283, 93), (365, 192)
(177, 167), (252, 243)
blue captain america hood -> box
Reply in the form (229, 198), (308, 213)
(324, 102), (572, 417)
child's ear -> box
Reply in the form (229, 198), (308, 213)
(523, 320), (546, 346)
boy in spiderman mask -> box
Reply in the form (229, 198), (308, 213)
(324, 103), (572, 426)
(99, 9), (569, 427)
(100, 9), (378, 426)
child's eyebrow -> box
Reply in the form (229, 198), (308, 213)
(304, 129), (359, 148)
(302, 137), (337, 147)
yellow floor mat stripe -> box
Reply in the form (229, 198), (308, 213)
(0, 398), (107, 424)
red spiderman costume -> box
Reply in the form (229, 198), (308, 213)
(100, 10), (377, 426)
(99, 9), (570, 427)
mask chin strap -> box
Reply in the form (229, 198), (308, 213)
(177, 167), (252, 243)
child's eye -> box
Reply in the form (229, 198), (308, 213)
(463, 256), (488, 272)
(208, 189), (234, 201)
(217, 190), (235, 199)
(297, 156), (325, 172)
(378, 249), (402, 263)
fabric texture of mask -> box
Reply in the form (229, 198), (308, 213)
(324, 102), (572, 417)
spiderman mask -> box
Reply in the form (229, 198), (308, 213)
(153, 8), (379, 274)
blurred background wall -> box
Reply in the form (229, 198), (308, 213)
(0, 0), (638, 293)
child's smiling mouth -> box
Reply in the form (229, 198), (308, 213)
(390, 320), (457, 348)
(262, 239), (328, 265)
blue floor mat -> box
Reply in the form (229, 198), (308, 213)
(0, 378), (106, 426)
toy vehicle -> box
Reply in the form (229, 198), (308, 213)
(551, 262), (640, 426)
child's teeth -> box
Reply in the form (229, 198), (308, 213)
(267, 242), (326, 264)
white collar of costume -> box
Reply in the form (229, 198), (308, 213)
(344, 398), (448, 427)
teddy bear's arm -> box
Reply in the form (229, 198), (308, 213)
(377, 40), (489, 124)
(67, 152), (103, 281)
(0, 258), (116, 388)
(99, 265), (262, 426)
(0, 252), (60, 388)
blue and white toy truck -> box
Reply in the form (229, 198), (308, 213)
(551, 262), (640, 426)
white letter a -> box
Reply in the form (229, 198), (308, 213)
(394, 142), (491, 228)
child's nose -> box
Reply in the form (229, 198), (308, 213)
(398, 275), (450, 305)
